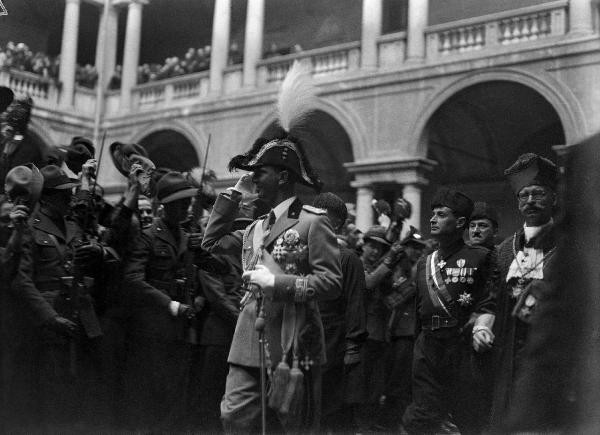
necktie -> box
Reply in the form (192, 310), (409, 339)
(261, 210), (276, 247)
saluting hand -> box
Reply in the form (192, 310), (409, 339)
(232, 173), (255, 196)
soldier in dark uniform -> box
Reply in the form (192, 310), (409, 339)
(490, 153), (559, 430)
(468, 202), (499, 249)
(122, 171), (205, 431)
(12, 165), (117, 429)
(312, 192), (368, 433)
(402, 187), (496, 434)
(0, 163), (40, 431)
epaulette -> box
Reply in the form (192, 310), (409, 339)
(302, 205), (327, 215)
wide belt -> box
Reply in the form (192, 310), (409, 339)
(421, 315), (458, 331)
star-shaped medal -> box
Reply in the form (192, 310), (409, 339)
(437, 260), (446, 269)
(458, 292), (473, 307)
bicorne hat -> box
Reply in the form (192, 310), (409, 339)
(504, 153), (558, 194)
(431, 187), (474, 219)
(4, 163), (43, 206)
(156, 171), (198, 204)
(228, 61), (323, 192)
(228, 135), (322, 190)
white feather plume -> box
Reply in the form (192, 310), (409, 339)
(276, 61), (317, 133)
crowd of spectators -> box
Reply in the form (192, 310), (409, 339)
(0, 40), (301, 90)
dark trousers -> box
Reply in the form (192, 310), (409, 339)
(187, 344), (230, 431)
(124, 333), (191, 431)
(403, 331), (461, 434)
(382, 336), (414, 428)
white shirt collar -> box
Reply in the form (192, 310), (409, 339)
(523, 218), (553, 243)
(272, 196), (297, 220)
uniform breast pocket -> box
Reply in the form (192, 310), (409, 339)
(34, 235), (59, 262)
(152, 246), (174, 270)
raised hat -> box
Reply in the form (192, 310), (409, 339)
(504, 153), (559, 194)
(363, 225), (391, 247)
(40, 165), (80, 190)
(65, 136), (95, 174)
(470, 201), (499, 227)
(2, 96), (33, 135)
(156, 171), (198, 204)
(0, 86), (14, 113)
(4, 163), (43, 206)
(431, 187), (474, 218)
(110, 141), (152, 177)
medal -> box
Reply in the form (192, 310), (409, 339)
(452, 277), (459, 283)
(467, 277), (474, 284)
(459, 277), (466, 283)
(437, 260), (446, 269)
(457, 259), (466, 268)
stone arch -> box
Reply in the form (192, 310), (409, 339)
(129, 119), (208, 163)
(411, 68), (586, 158)
(132, 120), (205, 171)
(246, 96), (367, 162)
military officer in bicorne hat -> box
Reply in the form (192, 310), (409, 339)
(490, 153), (560, 429)
(202, 61), (342, 433)
(402, 187), (497, 434)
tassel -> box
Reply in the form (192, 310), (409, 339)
(268, 360), (290, 410)
(278, 357), (304, 416)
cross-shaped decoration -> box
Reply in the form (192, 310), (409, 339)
(300, 355), (314, 371)
(437, 260), (446, 269)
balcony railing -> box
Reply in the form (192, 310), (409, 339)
(378, 31), (407, 68)
(131, 71), (210, 111)
(256, 41), (361, 84)
(425, 0), (568, 58)
(0, 68), (58, 107)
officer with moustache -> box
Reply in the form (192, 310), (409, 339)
(468, 202), (499, 250)
(402, 188), (496, 434)
(490, 153), (560, 429)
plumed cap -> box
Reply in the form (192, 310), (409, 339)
(363, 225), (391, 247)
(228, 135), (323, 191)
(431, 187), (474, 218)
(155, 171), (198, 204)
(504, 153), (559, 194)
(470, 201), (499, 227)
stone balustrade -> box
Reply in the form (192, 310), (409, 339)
(426, 0), (568, 58)
(256, 41), (361, 84)
(131, 71), (210, 111)
(0, 69), (58, 107)
(378, 31), (407, 68)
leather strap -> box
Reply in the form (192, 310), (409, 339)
(425, 251), (453, 317)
